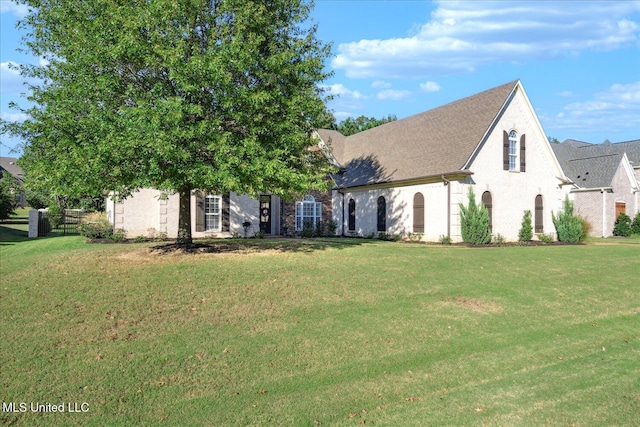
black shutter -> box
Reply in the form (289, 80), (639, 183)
(535, 195), (543, 233)
(222, 193), (230, 232)
(520, 134), (526, 172)
(348, 199), (356, 231)
(503, 131), (509, 170)
(195, 191), (205, 232)
(377, 196), (386, 232)
(413, 193), (424, 233)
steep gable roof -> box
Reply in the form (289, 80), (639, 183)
(552, 139), (640, 189)
(323, 80), (519, 188)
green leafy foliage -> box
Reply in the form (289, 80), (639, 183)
(613, 213), (631, 237)
(631, 212), (640, 235)
(0, 172), (17, 220)
(552, 196), (585, 243)
(3, 0), (334, 244)
(518, 210), (533, 242)
(335, 115), (397, 136)
(79, 212), (114, 239)
(459, 188), (491, 245)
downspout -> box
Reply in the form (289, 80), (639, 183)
(601, 189), (606, 238)
(338, 189), (345, 236)
(442, 175), (451, 238)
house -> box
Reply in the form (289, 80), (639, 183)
(552, 139), (640, 237)
(0, 156), (27, 208)
(107, 80), (572, 241)
(320, 80), (571, 241)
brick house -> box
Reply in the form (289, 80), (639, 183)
(107, 80), (574, 241)
(552, 139), (640, 237)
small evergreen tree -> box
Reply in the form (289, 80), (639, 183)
(518, 210), (533, 242)
(613, 213), (631, 237)
(630, 212), (640, 235)
(0, 172), (17, 220)
(459, 188), (491, 245)
(552, 196), (584, 243)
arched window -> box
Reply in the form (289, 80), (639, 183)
(413, 193), (424, 233)
(503, 130), (526, 172)
(348, 198), (356, 231)
(482, 191), (493, 232)
(377, 196), (386, 232)
(295, 194), (322, 231)
(535, 195), (544, 233)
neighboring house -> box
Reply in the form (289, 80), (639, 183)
(0, 156), (27, 208)
(107, 80), (572, 241)
(552, 139), (640, 237)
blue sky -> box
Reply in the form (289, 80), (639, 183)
(2, 0), (639, 157)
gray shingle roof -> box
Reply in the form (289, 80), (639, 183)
(0, 157), (24, 183)
(552, 139), (640, 189)
(324, 80), (519, 188)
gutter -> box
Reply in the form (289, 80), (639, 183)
(441, 175), (451, 239)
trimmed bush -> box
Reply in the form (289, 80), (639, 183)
(613, 213), (631, 237)
(79, 212), (114, 239)
(518, 210), (533, 242)
(631, 212), (640, 235)
(459, 188), (491, 245)
(552, 196), (584, 243)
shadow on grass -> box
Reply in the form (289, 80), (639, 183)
(149, 237), (377, 255)
(0, 224), (30, 244)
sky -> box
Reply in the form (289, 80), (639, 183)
(1, 0), (640, 158)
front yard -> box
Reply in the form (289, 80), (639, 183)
(0, 230), (638, 425)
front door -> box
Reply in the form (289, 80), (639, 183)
(259, 196), (272, 234)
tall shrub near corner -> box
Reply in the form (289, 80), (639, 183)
(631, 213), (640, 235)
(518, 210), (533, 242)
(552, 196), (584, 243)
(459, 188), (491, 245)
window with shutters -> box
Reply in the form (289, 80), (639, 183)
(377, 196), (386, 232)
(504, 130), (526, 172)
(348, 198), (356, 231)
(413, 193), (424, 233)
(482, 191), (493, 232)
(204, 195), (222, 232)
(295, 194), (322, 231)
(535, 195), (544, 233)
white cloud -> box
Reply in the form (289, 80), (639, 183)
(0, 1), (29, 17)
(332, 1), (640, 78)
(372, 80), (392, 89)
(558, 91), (574, 98)
(1, 61), (21, 76)
(420, 81), (441, 92)
(543, 81), (640, 133)
(320, 83), (366, 100)
(1, 111), (28, 123)
(377, 89), (412, 101)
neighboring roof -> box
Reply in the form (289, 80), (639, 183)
(551, 139), (640, 188)
(320, 80), (520, 188)
(0, 157), (24, 183)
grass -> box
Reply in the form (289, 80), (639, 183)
(0, 223), (638, 425)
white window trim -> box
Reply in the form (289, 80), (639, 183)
(295, 194), (322, 231)
(204, 194), (222, 232)
(508, 130), (519, 171)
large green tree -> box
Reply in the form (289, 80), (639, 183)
(3, 0), (333, 243)
(335, 114), (397, 136)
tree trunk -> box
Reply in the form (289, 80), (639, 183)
(177, 184), (192, 245)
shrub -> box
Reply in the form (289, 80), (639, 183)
(612, 213), (631, 237)
(439, 234), (452, 245)
(110, 228), (126, 242)
(79, 212), (114, 239)
(254, 231), (266, 239)
(459, 188), (491, 245)
(630, 212), (640, 235)
(406, 232), (423, 243)
(301, 222), (315, 238)
(552, 196), (584, 243)
(537, 233), (554, 243)
(518, 210), (533, 242)
(493, 233), (506, 245)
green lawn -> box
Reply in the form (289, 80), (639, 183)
(1, 230), (638, 425)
